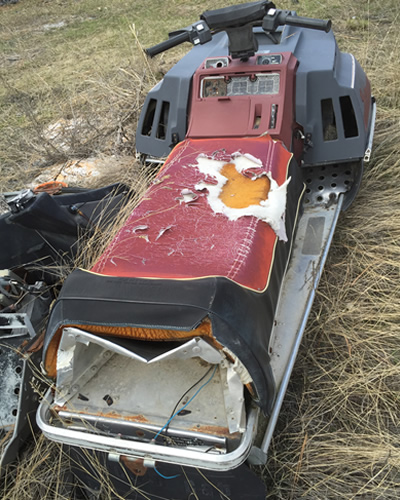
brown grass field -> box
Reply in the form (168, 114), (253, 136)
(1, 0), (400, 498)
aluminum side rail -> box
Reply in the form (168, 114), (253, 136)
(249, 194), (344, 464)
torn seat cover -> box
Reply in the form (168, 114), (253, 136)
(43, 135), (304, 414)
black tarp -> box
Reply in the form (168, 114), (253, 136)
(0, 184), (130, 273)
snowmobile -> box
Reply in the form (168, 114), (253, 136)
(0, 1), (375, 498)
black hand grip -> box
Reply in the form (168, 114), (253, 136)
(146, 31), (191, 58)
(285, 15), (331, 33)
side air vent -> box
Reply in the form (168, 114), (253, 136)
(141, 99), (157, 136)
(156, 101), (170, 140)
(340, 96), (359, 138)
(321, 98), (337, 141)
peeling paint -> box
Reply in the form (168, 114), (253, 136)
(194, 153), (290, 241)
(188, 424), (237, 438)
(57, 347), (75, 371)
(66, 410), (151, 424)
(155, 225), (173, 241)
(176, 188), (199, 204)
(132, 225), (149, 233)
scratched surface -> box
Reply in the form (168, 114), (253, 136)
(92, 135), (295, 292)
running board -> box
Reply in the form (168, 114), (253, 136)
(249, 194), (344, 464)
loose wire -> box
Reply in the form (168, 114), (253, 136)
(165, 365), (214, 433)
(151, 364), (218, 480)
(153, 466), (180, 480)
(153, 364), (218, 441)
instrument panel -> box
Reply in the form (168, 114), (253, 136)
(201, 73), (280, 98)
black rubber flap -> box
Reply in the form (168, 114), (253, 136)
(70, 446), (267, 500)
(45, 269), (216, 336)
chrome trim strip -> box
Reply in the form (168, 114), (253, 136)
(364, 97), (376, 163)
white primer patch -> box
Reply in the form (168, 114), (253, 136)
(132, 225), (149, 233)
(194, 154), (290, 241)
(155, 225), (173, 241)
(176, 188), (199, 204)
(57, 346), (75, 372)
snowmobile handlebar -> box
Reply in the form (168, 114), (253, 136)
(146, 31), (191, 58)
(145, 4), (331, 58)
(263, 9), (331, 33)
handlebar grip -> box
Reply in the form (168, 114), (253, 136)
(146, 31), (191, 58)
(285, 15), (331, 33)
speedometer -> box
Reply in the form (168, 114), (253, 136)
(202, 77), (227, 97)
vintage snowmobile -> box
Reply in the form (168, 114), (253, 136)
(0, 1), (375, 498)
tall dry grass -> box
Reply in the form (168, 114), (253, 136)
(261, 14), (400, 495)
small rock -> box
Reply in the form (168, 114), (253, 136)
(30, 156), (136, 188)
(6, 55), (21, 63)
(42, 21), (66, 31)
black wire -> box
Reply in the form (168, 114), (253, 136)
(164, 365), (214, 433)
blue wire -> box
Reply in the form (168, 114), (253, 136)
(154, 364), (218, 441)
(151, 364), (218, 480)
(154, 466), (180, 480)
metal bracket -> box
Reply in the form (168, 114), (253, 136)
(0, 313), (35, 339)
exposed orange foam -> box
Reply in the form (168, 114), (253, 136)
(44, 318), (215, 378)
(219, 163), (270, 209)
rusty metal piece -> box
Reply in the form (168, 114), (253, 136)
(53, 407), (151, 425)
(121, 456), (147, 476)
(26, 331), (45, 353)
(189, 424), (235, 438)
(96, 412), (150, 423)
(33, 181), (68, 195)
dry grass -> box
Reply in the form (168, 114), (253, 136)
(261, 4), (400, 494)
(1, 0), (400, 498)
